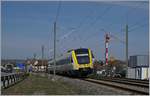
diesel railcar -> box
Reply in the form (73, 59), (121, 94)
(48, 48), (94, 77)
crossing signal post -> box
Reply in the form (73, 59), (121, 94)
(105, 33), (110, 65)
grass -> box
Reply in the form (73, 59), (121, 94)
(1, 74), (81, 95)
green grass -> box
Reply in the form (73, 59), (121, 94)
(1, 74), (81, 95)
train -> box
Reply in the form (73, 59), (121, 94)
(48, 48), (94, 77)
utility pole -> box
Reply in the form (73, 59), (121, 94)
(126, 24), (128, 71)
(53, 21), (56, 80)
(42, 45), (44, 72)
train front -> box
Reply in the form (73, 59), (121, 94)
(72, 48), (94, 77)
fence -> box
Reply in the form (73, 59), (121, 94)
(1, 72), (29, 89)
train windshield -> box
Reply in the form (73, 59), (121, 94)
(75, 48), (90, 64)
(76, 56), (90, 64)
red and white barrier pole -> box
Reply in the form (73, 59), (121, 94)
(105, 33), (110, 65)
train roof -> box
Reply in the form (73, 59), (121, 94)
(67, 48), (90, 53)
(48, 52), (71, 64)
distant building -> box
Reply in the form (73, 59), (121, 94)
(129, 55), (149, 68)
(127, 55), (149, 80)
(127, 67), (149, 80)
(25, 59), (48, 72)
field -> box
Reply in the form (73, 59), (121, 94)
(1, 74), (80, 95)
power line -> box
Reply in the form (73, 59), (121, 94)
(82, 3), (132, 43)
(128, 17), (148, 29)
(75, 7), (96, 31)
(120, 17), (148, 33)
(69, 4), (102, 35)
(69, 6), (96, 35)
(77, 6), (113, 46)
(110, 34), (125, 44)
(73, 5), (112, 40)
(126, 2), (144, 24)
(128, 23), (148, 32)
(60, 4), (113, 48)
(83, 6), (113, 32)
(101, 3), (147, 36)
(57, 4), (97, 48)
(95, 3), (144, 36)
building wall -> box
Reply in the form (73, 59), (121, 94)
(127, 67), (149, 80)
(141, 67), (149, 80)
(127, 67), (136, 79)
(129, 55), (149, 68)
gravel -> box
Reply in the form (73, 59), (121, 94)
(36, 73), (134, 95)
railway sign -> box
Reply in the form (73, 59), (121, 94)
(16, 63), (25, 69)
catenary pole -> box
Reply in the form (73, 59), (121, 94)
(126, 24), (128, 74)
(53, 22), (56, 79)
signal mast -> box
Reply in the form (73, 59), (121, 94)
(105, 33), (110, 65)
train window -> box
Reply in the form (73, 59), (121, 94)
(77, 56), (90, 64)
(75, 48), (89, 54)
(56, 58), (70, 65)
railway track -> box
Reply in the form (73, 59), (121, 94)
(45, 73), (149, 95)
(101, 77), (149, 84)
(96, 77), (149, 87)
(82, 78), (149, 95)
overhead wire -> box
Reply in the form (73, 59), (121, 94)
(56, 1), (147, 53)
(128, 17), (147, 28)
(79, 5), (113, 46)
(58, 4), (98, 49)
(64, 4), (113, 47)
(58, 5), (96, 42)
(82, 5), (113, 32)
(128, 23), (148, 32)
(84, 3), (142, 45)
(117, 2), (148, 41)
(84, 2), (147, 47)
(125, 2), (148, 32)
(117, 2), (146, 34)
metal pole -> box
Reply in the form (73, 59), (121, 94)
(53, 22), (56, 79)
(42, 45), (44, 72)
(126, 24), (128, 71)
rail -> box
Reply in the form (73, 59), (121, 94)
(83, 78), (149, 95)
(96, 77), (149, 87)
(1, 72), (29, 89)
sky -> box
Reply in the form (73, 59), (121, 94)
(1, 1), (149, 61)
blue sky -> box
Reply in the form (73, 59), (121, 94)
(1, 1), (149, 60)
